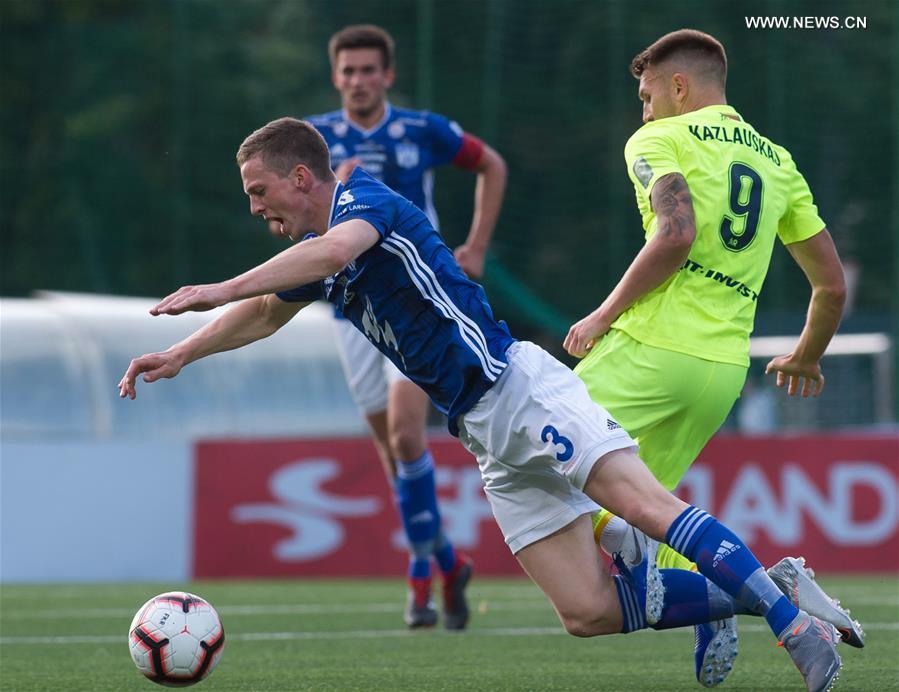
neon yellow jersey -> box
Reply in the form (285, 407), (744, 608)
(616, 105), (825, 366)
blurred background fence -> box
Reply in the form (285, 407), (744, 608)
(2, 0), (897, 428)
(1, 0), (897, 582)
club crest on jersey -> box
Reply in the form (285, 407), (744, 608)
(337, 190), (355, 206)
(632, 156), (654, 189)
(395, 142), (420, 169)
(388, 121), (406, 139)
(332, 121), (348, 138)
(331, 143), (348, 160)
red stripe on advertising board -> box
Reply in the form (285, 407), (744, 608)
(193, 437), (517, 578)
(193, 434), (898, 577)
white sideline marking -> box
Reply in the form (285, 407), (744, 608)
(1, 623), (897, 646)
(3, 594), (897, 620)
(1, 600), (551, 620)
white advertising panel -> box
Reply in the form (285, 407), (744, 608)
(1, 441), (192, 582)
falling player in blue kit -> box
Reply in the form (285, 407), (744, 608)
(120, 118), (848, 692)
(283, 25), (507, 629)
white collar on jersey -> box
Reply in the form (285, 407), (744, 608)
(328, 180), (342, 224)
(342, 102), (393, 137)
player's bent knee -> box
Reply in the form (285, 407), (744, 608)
(557, 601), (620, 637)
(561, 619), (597, 638)
(389, 428), (427, 462)
(560, 612), (620, 637)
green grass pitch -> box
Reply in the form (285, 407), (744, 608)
(1, 575), (896, 691)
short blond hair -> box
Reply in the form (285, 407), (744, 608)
(236, 117), (333, 180)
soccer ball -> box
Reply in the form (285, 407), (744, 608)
(128, 591), (225, 687)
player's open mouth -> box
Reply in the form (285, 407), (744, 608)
(266, 216), (286, 237)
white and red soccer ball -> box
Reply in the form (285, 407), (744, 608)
(128, 591), (225, 687)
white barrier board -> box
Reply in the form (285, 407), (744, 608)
(1, 441), (192, 582)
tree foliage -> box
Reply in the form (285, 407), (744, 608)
(2, 0), (895, 336)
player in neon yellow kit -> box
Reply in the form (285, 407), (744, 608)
(564, 29), (848, 687)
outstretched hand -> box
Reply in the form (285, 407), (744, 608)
(564, 311), (611, 358)
(765, 353), (825, 397)
(151, 283), (233, 316)
(118, 350), (184, 400)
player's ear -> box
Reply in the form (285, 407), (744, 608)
(672, 72), (689, 102)
(384, 67), (396, 89)
(293, 165), (310, 190)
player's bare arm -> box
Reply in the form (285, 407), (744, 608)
(119, 294), (305, 399)
(455, 143), (507, 279)
(765, 229), (846, 397)
(564, 172), (696, 357)
(652, 172), (695, 240)
(152, 220), (380, 316)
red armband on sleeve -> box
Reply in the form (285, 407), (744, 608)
(452, 133), (485, 171)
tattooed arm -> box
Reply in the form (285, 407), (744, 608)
(651, 172), (697, 241)
(564, 173), (697, 357)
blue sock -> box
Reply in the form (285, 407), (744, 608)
(433, 530), (457, 574)
(666, 506), (799, 637)
(613, 574), (647, 633)
(651, 569), (713, 630)
(616, 566), (750, 632)
(707, 581), (755, 616)
(395, 451), (442, 580)
(651, 569), (758, 630)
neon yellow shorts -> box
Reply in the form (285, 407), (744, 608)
(574, 328), (746, 491)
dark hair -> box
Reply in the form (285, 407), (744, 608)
(328, 24), (395, 70)
(236, 117), (333, 180)
(630, 29), (727, 87)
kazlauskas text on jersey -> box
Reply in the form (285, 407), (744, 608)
(688, 125), (781, 167)
(680, 259), (759, 302)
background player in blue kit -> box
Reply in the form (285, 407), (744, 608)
(278, 25), (508, 629)
(120, 118), (849, 692)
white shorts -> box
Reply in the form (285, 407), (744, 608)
(457, 341), (636, 554)
(333, 317), (407, 415)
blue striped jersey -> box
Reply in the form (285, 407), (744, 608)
(305, 104), (465, 229)
(276, 169), (515, 432)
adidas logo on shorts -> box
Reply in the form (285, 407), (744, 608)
(606, 419), (621, 431)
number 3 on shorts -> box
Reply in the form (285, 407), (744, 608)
(541, 425), (574, 462)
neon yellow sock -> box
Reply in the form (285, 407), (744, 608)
(592, 508), (615, 543)
(593, 509), (698, 571)
(657, 542), (698, 571)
